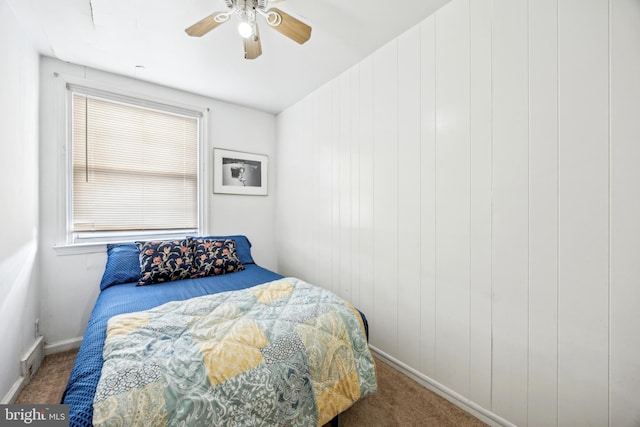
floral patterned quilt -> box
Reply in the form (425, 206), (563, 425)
(93, 277), (377, 426)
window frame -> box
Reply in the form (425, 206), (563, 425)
(56, 76), (209, 250)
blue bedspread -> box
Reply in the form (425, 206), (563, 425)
(62, 264), (283, 427)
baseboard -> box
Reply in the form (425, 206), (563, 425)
(369, 346), (516, 427)
(1, 377), (24, 404)
(44, 337), (83, 355)
(1, 336), (45, 404)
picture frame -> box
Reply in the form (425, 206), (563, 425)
(213, 148), (268, 195)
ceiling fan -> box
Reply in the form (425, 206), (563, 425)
(185, 0), (312, 60)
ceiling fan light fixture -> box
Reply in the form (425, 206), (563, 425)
(237, 6), (256, 39)
(238, 21), (253, 38)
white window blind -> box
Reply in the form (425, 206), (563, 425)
(70, 90), (199, 238)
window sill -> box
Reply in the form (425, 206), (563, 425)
(53, 230), (198, 256)
(53, 242), (107, 256)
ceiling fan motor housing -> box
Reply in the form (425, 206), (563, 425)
(228, 0), (267, 11)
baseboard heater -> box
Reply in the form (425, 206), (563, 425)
(21, 336), (45, 380)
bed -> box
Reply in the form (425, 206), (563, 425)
(62, 235), (376, 427)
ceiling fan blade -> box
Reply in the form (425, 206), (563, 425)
(266, 7), (311, 44)
(244, 27), (263, 60)
(185, 11), (229, 37)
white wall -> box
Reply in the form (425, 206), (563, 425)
(39, 57), (278, 347)
(0, 0), (40, 402)
(276, 0), (640, 426)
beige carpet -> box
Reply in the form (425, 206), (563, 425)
(333, 359), (487, 426)
(17, 350), (487, 426)
(15, 349), (78, 405)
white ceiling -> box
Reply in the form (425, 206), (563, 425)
(7, 0), (450, 114)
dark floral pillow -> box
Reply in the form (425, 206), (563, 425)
(191, 238), (244, 278)
(136, 239), (194, 286)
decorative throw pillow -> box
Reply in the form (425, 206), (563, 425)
(136, 239), (194, 286)
(187, 234), (255, 265)
(191, 238), (244, 278)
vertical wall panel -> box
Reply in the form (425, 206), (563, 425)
(276, 102), (309, 277)
(315, 84), (334, 292)
(528, 0), (559, 425)
(330, 81), (341, 296)
(491, 0), (529, 424)
(434, 0), (471, 396)
(557, 0), (610, 425)
(338, 71), (352, 301)
(309, 92), (321, 285)
(358, 58), (375, 326)
(275, 107), (293, 271)
(469, 0), (493, 409)
(349, 68), (361, 309)
(397, 26), (422, 368)
(300, 98), (315, 276)
(372, 41), (399, 353)
(610, 2), (640, 426)
(419, 16), (437, 377)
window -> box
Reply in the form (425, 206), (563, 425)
(67, 85), (203, 244)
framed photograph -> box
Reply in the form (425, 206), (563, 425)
(213, 148), (268, 195)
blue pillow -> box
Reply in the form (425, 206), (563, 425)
(188, 235), (255, 265)
(99, 243), (141, 291)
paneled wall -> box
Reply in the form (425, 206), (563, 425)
(276, 0), (640, 425)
